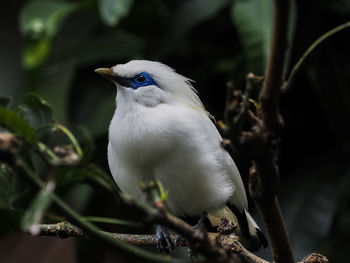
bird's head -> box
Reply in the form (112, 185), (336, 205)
(95, 60), (205, 111)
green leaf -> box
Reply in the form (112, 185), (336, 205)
(231, 0), (273, 75)
(18, 93), (54, 129)
(22, 38), (51, 70)
(0, 106), (37, 144)
(98, 0), (134, 27)
(0, 208), (22, 237)
(21, 181), (55, 235)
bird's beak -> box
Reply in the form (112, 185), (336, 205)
(95, 67), (132, 87)
(95, 67), (118, 82)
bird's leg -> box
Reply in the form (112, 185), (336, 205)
(156, 225), (175, 253)
(188, 212), (208, 259)
(193, 211), (208, 229)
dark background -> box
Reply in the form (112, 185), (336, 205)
(1, 0), (350, 262)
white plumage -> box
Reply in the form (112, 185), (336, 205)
(96, 60), (266, 251)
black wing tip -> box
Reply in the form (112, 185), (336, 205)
(247, 228), (268, 252)
(256, 228), (268, 249)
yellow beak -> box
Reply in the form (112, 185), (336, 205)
(94, 68), (116, 80)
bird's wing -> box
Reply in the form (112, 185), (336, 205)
(187, 106), (248, 212)
(223, 151), (248, 211)
(192, 110), (268, 251)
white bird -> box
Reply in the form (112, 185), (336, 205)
(95, 60), (267, 252)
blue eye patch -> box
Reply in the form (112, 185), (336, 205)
(116, 72), (158, 89)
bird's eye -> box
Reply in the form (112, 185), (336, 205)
(136, 75), (146, 82)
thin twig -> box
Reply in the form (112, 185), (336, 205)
(287, 21), (350, 87)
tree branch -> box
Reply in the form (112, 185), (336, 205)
(33, 221), (330, 263)
(244, 1), (295, 263)
(36, 221), (187, 247)
(35, 220), (269, 263)
(260, 0), (289, 133)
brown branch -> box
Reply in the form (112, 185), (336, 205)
(36, 221), (188, 247)
(32, 221), (331, 263)
(259, 0), (289, 133)
(35, 220), (270, 263)
(244, 1), (295, 263)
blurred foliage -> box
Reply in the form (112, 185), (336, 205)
(19, 0), (79, 69)
(1, 0), (350, 262)
(98, 0), (134, 27)
(231, 0), (272, 75)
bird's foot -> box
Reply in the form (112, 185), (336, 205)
(156, 225), (174, 253)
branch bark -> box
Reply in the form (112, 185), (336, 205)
(32, 221), (330, 263)
(260, 0), (289, 133)
(35, 221), (269, 263)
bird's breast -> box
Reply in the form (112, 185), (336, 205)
(108, 106), (176, 166)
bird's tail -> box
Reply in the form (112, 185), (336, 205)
(208, 205), (268, 251)
(241, 208), (268, 251)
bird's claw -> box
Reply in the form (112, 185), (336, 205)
(156, 225), (174, 253)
